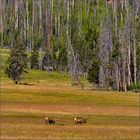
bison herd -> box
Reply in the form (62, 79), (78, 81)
(45, 117), (87, 125)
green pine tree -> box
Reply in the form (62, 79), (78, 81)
(5, 37), (28, 84)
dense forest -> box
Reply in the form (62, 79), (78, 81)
(0, 0), (140, 91)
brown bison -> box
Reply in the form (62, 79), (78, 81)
(74, 117), (87, 124)
(45, 117), (55, 125)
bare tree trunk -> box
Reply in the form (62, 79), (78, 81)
(133, 41), (137, 83)
(78, 0), (82, 35)
(66, 0), (79, 82)
(120, 0), (124, 22)
(50, 0), (53, 52)
(44, 0), (48, 50)
(126, 0), (131, 86)
(46, 0), (53, 52)
(39, 0), (43, 70)
(72, 0), (74, 8)
(58, 0), (61, 51)
(1, 0), (5, 48)
(0, 0), (3, 47)
(115, 62), (120, 91)
(14, 0), (19, 29)
(133, 0), (139, 83)
(66, 0), (70, 72)
(120, 31), (127, 91)
(127, 37), (131, 86)
(113, 0), (117, 34)
(23, 0), (26, 45)
(26, 0), (29, 49)
(32, 0), (35, 51)
(39, 0), (42, 36)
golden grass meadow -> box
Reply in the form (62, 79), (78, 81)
(0, 68), (140, 140)
(0, 48), (140, 140)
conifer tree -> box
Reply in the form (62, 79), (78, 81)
(5, 34), (28, 84)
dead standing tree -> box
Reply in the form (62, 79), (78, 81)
(0, 0), (4, 48)
(99, 22), (113, 89)
(66, 0), (80, 84)
(46, 0), (53, 53)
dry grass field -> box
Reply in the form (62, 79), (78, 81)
(0, 68), (140, 140)
(0, 49), (140, 140)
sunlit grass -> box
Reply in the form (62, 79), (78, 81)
(1, 87), (139, 107)
(1, 48), (140, 139)
(1, 114), (139, 140)
(1, 112), (139, 126)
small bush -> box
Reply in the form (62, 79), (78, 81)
(127, 83), (140, 91)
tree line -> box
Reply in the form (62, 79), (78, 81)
(0, 0), (140, 91)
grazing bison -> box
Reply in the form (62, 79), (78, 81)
(45, 117), (55, 125)
(74, 117), (87, 124)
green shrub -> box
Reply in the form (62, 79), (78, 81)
(128, 83), (140, 91)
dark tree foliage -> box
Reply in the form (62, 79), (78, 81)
(87, 48), (100, 84)
(88, 60), (100, 84)
(5, 37), (28, 84)
(57, 47), (68, 71)
(30, 36), (41, 69)
(42, 51), (54, 71)
(31, 50), (39, 69)
(87, 28), (100, 84)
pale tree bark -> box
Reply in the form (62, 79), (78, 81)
(44, 0), (47, 50)
(66, 0), (70, 70)
(72, 0), (74, 8)
(14, 0), (19, 29)
(10, 1), (15, 47)
(0, 0), (3, 47)
(19, 0), (26, 41)
(32, 0), (35, 50)
(115, 60), (120, 91)
(46, 0), (53, 52)
(120, 0), (124, 22)
(133, 0), (139, 83)
(58, 0), (61, 50)
(134, 0), (140, 17)
(84, 0), (87, 11)
(47, 8), (51, 52)
(133, 38), (137, 83)
(66, 0), (80, 82)
(127, 33), (131, 86)
(120, 29), (127, 91)
(38, 0), (43, 70)
(50, 0), (53, 39)
(113, 0), (117, 33)
(99, 19), (113, 89)
(115, 1), (127, 91)
(99, 1), (114, 89)
(125, 0), (131, 86)
(1, 0), (5, 48)
(22, 0), (26, 45)
(39, 0), (42, 36)
(78, 0), (82, 35)
(26, 0), (29, 49)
